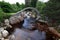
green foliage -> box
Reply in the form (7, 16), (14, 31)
(25, 0), (38, 7)
(11, 4), (19, 12)
(36, 1), (46, 13)
(16, 2), (20, 7)
(0, 1), (14, 13)
(11, 3), (25, 12)
(0, 1), (25, 22)
(0, 7), (11, 22)
(0, 1), (25, 13)
(19, 4), (25, 10)
(0, 7), (6, 22)
(31, 0), (37, 7)
(36, 1), (46, 20)
(42, 0), (60, 25)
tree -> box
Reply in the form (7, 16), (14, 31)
(11, 4), (19, 12)
(25, 0), (38, 7)
(36, 1), (46, 13)
(0, 1), (14, 13)
(36, 1), (46, 21)
(42, 0), (60, 25)
(31, 0), (37, 7)
(25, 0), (31, 7)
(16, 2), (20, 7)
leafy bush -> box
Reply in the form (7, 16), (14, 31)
(0, 7), (6, 22)
(0, 8), (11, 22)
(0, 1), (14, 13)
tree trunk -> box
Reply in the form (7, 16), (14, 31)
(25, 0), (38, 7)
(25, 0), (31, 7)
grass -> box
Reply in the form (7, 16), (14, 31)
(6, 13), (16, 15)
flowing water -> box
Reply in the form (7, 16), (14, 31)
(12, 28), (46, 40)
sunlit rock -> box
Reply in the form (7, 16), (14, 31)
(2, 30), (9, 37)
